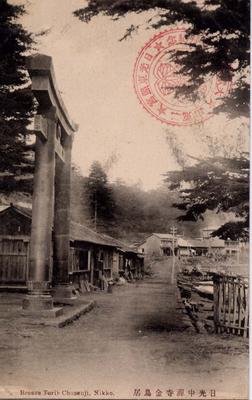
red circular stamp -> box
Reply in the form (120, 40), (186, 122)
(133, 28), (231, 126)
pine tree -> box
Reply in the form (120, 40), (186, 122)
(0, 0), (35, 175)
(84, 161), (115, 231)
(165, 156), (249, 240)
(74, 0), (249, 117)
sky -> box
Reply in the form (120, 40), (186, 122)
(14, 0), (249, 190)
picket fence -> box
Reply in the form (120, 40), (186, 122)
(213, 274), (249, 338)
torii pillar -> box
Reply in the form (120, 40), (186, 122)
(22, 54), (78, 314)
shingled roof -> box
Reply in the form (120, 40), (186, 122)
(0, 203), (32, 219)
(69, 222), (119, 248)
(189, 238), (225, 248)
(153, 233), (173, 239)
(100, 234), (138, 254)
(0, 204), (124, 249)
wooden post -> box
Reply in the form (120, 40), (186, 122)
(232, 278), (237, 334)
(237, 281), (242, 335)
(243, 286), (249, 338)
(222, 278), (225, 332)
(213, 277), (219, 333)
(227, 279), (231, 333)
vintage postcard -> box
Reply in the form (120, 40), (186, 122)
(0, 0), (249, 399)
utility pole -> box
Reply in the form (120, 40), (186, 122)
(237, 239), (240, 265)
(94, 191), (97, 231)
(170, 226), (177, 284)
(170, 226), (177, 257)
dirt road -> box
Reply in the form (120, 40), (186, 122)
(0, 259), (248, 399)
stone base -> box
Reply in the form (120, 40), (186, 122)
(52, 284), (78, 305)
(21, 307), (63, 318)
(53, 297), (78, 306)
(22, 294), (54, 311)
(44, 301), (95, 327)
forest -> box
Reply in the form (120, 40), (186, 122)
(70, 161), (239, 243)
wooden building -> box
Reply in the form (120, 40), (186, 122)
(68, 222), (119, 290)
(110, 238), (144, 279)
(176, 238), (192, 257)
(137, 232), (226, 258)
(0, 204), (33, 287)
(0, 204), (144, 290)
(137, 233), (177, 257)
(189, 238), (226, 256)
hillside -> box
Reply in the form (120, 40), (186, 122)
(0, 167), (235, 244)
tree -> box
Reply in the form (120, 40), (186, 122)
(70, 164), (92, 226)
(0, 1), (35, 174)
(165, 155), (249, 240)
(84, 161), (115, 231)
(74, 0), (249, 118)
(110, 181), (207, 241)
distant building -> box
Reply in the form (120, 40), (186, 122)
(190, 238), (226, 256)
(201, 227), (218, 239)
(137, 240), (147, 255)
(225, 239), (240, 256)
(137, 231), (227, 258)
(137, 233), (177, 256)
(176, 238), (192, 257)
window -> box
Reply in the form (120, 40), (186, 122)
(79, 249), (89, 271)
(98, 250), (104, 262)
(71, 248), (90, 272)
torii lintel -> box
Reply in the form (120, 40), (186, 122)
(27, 53), (78, 137)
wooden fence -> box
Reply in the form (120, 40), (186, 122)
(213, 274), (249, 338)
(0, 236), (29, 284)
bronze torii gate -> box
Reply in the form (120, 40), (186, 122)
(23, 54), (78, 315)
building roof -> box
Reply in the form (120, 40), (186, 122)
(69, 222), (119, 248)
(0, 203), (32, 219)
(177, 238), (191, 247)
(153, 233), (174, 239)
(111, 238), (138, 254)
(176, 237), (225, 248)
(136, 239), (147, 247)
(189, 238), (225, 248)
(0, 203), (132, 250)
(99, 233), (139, 253)
(208, 238), (226, 248)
